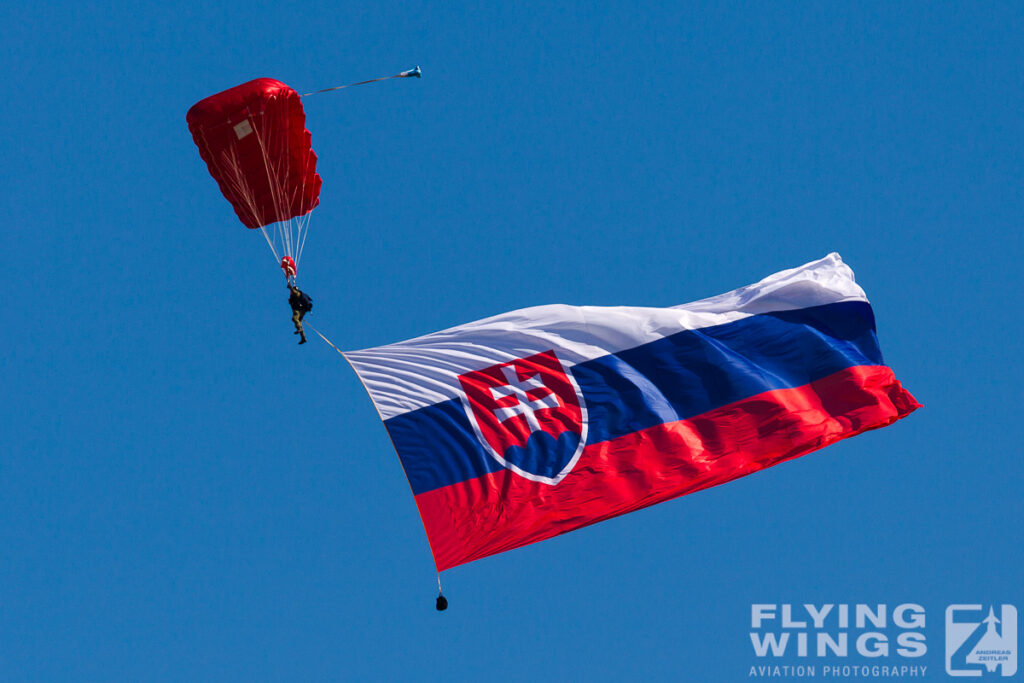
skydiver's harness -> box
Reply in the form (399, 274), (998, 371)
(290, 288), (313, 313)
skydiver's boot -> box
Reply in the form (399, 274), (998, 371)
(299, 331), (307, 345)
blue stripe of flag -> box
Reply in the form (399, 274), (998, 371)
(385, 301), (882, 496)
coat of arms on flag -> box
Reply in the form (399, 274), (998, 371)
(458, 350), (587, 485)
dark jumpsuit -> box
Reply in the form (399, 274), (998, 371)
(288, 286), (310, 344)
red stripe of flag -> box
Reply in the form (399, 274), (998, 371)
(415, 364), (919, 570)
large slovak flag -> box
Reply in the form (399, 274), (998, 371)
(345, 254), (919, 570)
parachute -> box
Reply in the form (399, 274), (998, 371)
(187, 69), (420, 282)
(187, 78), (319, 279)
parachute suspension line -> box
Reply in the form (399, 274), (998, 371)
(249, 100), (300, 273)
(207, 104), (285, 268)
(259, 225), (281, 263)
(276, 98), (316, 278)
(212, 141), (265, 233)
(269, 104), (296, 265)
(295, 211), (312, 267)
(294, 111), (312, 270)
(279, 104), (298, 268)
(196, 126), (269, 255)
(294, 118), (316, 268)
(198, 125), (291, 277)
(300, 66), (421, 97)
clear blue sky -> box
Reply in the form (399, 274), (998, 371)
(3, 2), (1021, 681)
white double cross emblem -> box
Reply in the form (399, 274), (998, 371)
(490, 365), (561, 433)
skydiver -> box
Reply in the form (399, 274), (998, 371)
(288, 284), (313, 345)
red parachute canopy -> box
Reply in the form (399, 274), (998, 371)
(186, 78), (321, 230)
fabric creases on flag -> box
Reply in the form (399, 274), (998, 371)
(345, 253), (920, 570)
